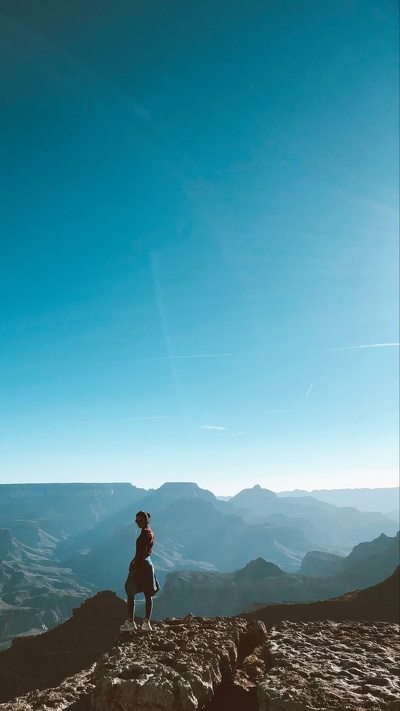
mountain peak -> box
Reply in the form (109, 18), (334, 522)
(158, 481), (202, 491)
(154, 482), (216, 501)
(234, 557), (285, 581)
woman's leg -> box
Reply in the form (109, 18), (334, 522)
(144, 592), (153, 621)
(127, 595), (136, 622)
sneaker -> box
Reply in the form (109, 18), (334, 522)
(120, 619), (137, 632)
(142, 619), (152, 632)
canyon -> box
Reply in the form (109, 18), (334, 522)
(0, 568), (398, 710)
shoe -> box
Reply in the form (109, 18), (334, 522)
(120, 619), (137, 632)
(142, 619), (152, 632)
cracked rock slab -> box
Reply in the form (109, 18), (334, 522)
(91, 615), (265, 711)
(258, 620), (400, 711)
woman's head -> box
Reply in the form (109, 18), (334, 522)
(135, 511), (150, 528)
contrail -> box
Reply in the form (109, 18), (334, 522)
(327, 343), (399, 351)
(151, 251), (192, 444)
(200, 424), (227, 431)
(80, 353), (232, 367)
(74, 416), (168, 424)
(263, 410), (290, 414)
(150, 353), (232, 361)
(229, 431), (245, 438)
(305, 383), (314, 400)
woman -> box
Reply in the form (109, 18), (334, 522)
(120, 511), (160, 632)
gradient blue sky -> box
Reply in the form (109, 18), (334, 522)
(1, 0), (398, 495)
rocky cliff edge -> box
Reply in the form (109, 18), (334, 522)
(0, 573), (399, 711)
(0, 614), (399, 711)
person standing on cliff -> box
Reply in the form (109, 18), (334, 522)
(120, 511), (160, 632)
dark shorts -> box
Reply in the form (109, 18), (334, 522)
(125, 556), (160, 597)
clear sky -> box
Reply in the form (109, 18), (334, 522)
(0, 0), (398, 496)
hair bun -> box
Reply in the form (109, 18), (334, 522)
(146, 512), (151, 518)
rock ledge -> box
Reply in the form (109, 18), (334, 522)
(92, 615), (265, 711)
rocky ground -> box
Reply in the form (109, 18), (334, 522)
(0, 616), (398, 711)
(0, 616), (265, 711)
(92, 615), (265, 711)
(259, 620), (400, 711)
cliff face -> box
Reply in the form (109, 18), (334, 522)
(0, 591), (126, 703)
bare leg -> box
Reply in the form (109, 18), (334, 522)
(144, 592), (152, 621)
(127, 595), (135, 622)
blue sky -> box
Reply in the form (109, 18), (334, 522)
(0, 0), (398, 495)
